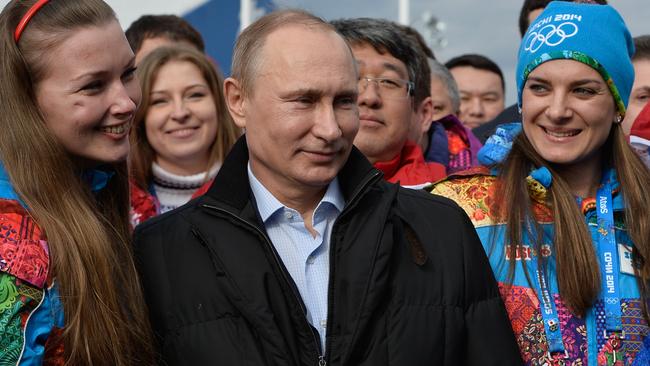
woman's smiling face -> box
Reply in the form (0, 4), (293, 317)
(34, 20), (140, 166)
(522, 59), (617, 170)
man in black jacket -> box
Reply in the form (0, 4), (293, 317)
(134, 9), (522, 366)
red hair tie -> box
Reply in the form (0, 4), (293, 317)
(14, 0), (50, 42)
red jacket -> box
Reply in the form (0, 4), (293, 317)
(374, 141), (446, 187)
(630, 102), (650, 168)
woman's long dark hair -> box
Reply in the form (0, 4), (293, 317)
(498, 124), (650, 318)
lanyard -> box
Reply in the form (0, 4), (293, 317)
(532, 261), (565, 354)
(526, 217), (566, 355)
(530, 181), (621, 357)
(596, 182), (622, 335)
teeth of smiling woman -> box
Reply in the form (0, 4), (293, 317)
(100, 124), (126, 134)
(545, 128), (579, 138)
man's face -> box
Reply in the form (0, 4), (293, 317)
(229, 26), (359, 195)
(622, 59), (650, 135)
(450, 66), (505, 129)
(430, 76), (456, 121)
(352, 43), (416, 164)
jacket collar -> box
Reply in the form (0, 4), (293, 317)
(203, 136), (381, 213)
(0, 161), (24, 205)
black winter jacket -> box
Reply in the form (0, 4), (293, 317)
(134, 138), (522, 366)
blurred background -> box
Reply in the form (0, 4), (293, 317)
(1, 0), (647, 104)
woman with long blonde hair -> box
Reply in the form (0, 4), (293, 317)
(129, 46), (239, 226)
(432, 2), (650, 365)
(0, 0), (153, 364)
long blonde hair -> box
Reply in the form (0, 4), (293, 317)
(498, 124), (650, 317)
(0, 1), (153, 364)
(130, 46), (240, 190)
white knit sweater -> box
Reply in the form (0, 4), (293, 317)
(152, 162), (220, 213)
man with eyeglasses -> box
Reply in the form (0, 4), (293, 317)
(332, 18), (446, 189)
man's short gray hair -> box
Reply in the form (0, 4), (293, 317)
(231, 9), (338, 97)
(428, 59), (460, 114)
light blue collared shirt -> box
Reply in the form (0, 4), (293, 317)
(248, 164), (344, 351)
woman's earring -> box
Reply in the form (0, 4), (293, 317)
(615, 114), (623, 124)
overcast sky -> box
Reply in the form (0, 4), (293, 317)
(2, 0), (647, 104)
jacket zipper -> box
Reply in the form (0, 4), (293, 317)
(199, 204), (325, 365)
(322, 171), (382, 364)
(201, 170), (381, 366)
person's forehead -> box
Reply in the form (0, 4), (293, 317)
(259, 25), (350, 66)
(633, 59), (650, 75)
(351, 42), (408, 76)
(452, 67), (502, 87)
(430, 77), (451, 96)
(253, 25), (356, 89)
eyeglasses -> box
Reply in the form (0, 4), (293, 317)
(358, 76), (414, 99)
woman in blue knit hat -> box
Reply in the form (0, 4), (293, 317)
(431, 2), (650, 365)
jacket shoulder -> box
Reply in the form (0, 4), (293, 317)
(133, 198), (200, 238)
(0, 199), (49, 288)
(429, 171), (501, 228)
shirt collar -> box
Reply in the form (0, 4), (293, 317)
(247, 163), (345, 223)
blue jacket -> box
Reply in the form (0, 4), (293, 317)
(431, 166), (650, 366)
(0, 163), (65, 365)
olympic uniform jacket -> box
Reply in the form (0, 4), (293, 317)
(373, 140), (446, 189)
(0, 163), (64, 365)
(431, 167), (650, 366)
(133, 138), (522, 366)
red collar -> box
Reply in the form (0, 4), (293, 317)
(374, 141), (446, 185)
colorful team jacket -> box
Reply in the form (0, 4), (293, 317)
(431, 167), (650, 366)
(0, 164), (64, 365)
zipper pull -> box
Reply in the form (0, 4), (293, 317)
(318, 355), (326, 366)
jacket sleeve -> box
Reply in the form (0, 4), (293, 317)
(133, 220), (175, 354)
(459, 212), (523, 365)
(0, 272), (25, 364)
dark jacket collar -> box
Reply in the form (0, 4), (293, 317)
(204, 136), (381, 212)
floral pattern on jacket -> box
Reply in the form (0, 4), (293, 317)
(431, 169), (650, 366)
(0, 197), (64, 365)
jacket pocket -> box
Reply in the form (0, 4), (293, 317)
(163, 314), (266, 365)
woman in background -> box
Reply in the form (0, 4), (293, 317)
(0, 0), (153, 364)
(130, 46), (239, 226)
(431, 2), (650, 365)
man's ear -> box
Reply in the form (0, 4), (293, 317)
(224, 77), (247, 129)
(416, 96), (434, 135)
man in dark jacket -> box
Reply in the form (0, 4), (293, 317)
(134, 9), (522, 366)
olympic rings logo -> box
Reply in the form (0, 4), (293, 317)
(524, 22), (579, 53)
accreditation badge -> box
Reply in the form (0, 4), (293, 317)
(618, 243), (635, 276)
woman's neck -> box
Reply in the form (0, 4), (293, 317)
(553, 157), (603, 198)
(155, 154), (210, 176)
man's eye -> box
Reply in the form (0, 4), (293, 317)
(335, 96), (357, 108)
(122, 67), (137, 81)
(294, 97), (314, 105)
(635, 94), (649, 102)
(378, 79), (400, 89)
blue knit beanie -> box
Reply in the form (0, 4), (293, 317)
(516, 2), (635, 117)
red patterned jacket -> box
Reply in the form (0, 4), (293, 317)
(0, 165), (64, 365)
